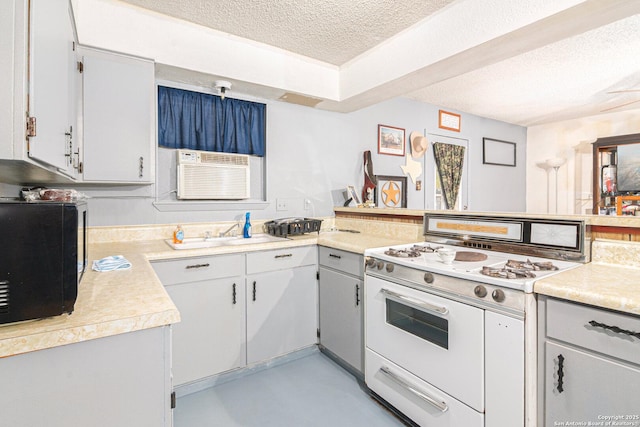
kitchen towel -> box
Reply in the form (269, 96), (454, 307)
(92, 255), (132, 272)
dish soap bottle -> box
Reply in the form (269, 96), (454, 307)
(173, 225), (184, 244)
(243, 212), (252, 238)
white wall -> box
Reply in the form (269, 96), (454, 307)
(75, 94), (526, 226)
(526, 109), (640, 215)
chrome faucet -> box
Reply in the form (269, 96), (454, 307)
(219, 223), (240, 237)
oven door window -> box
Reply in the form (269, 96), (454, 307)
(386, 299), (449, 349)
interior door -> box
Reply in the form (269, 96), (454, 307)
(424, 134), (469, 210)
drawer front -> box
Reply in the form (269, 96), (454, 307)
(246, 245), (317, 274)
(546, 297), (640, 365)
(151, 254), (243, 285)
(366, 349), (483, 427)
(318, 246), (363, 277)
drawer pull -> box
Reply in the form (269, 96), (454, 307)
(588, 320), (640, 339)
(556, 354), (565, 393)
(185, 263), (210, 270)
(274, 254), (293, 259)
(380, 366), (448, 413)
(380, 288), (449, 316)
(329, 253), (342, 259)
(232, 283), (237, 305)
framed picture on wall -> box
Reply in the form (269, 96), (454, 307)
(378, 125), (406, 156)
(375, 175), (407, 208)
(438, 110), (461, 132)
(483, 137), (516, 166)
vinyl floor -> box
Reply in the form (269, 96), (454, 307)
(174, 351), (408, 427)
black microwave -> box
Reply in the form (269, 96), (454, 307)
(0, 200), (88, 325)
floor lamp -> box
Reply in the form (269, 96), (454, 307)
(545, 157), (566, 213)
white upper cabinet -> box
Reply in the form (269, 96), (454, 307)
(0, 0), (78, 182)
(78, 46), (155, 183)
(28, 0), (77, 178)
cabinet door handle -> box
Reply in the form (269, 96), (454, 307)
(355, 283), (360, 306)
(185, 263), (210, 270)
(232, 283), (236, 305)
(556, 354), (565, 393)
(588, 320), (640, 339)
(329, 253), (342, 259)
(252, 281), (257, 301)
(274, 253), (292, 259)
(139, 156), (144, 178)
(379, 366), (448, 413)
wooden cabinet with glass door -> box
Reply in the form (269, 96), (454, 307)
(592, 133), (640, 215)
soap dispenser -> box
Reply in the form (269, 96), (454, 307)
(173, 225), (184, 244)
(243, 212), (252, 238)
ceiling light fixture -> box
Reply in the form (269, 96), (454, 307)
(214, 80), (232, 100)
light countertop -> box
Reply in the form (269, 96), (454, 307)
(535, 239), (640, 316)
(0, 230), (409, 358)
(4, 227), (638, 359)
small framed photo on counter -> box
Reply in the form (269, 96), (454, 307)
(376, 175), (407, 208)
(345, 185), (361, 206)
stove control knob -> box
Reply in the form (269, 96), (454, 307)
(492, 289), (506, 303)
(376, 261), (384, 270)
(386, 263), (394, 273)
(423, 272), (434, 284)
(474, 285), (487, 298)
(365, 257), (376, 268)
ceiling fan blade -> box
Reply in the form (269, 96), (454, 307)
(607, 89), (640, 94)
(600, 99), (640, 112)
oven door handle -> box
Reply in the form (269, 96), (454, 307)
(380, 366), (449, 413)
(380, 288), (449, 316)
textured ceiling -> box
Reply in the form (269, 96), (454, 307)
(406, 14), (640, 126)
(115, 0), (640, 126)
(118, 0), (456, 65)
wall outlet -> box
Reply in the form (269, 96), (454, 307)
(276, 198), (288, 211)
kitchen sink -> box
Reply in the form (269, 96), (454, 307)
(165, 234), (289, 250)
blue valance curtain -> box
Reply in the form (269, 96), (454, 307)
(158, 86), (265, 157)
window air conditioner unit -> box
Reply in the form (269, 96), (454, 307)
(177, 149), (250, 200)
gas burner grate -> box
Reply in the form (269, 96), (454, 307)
(481, 259), (559, 279)
(384, 244), (443, 258)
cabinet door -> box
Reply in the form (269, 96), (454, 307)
(246, 265), (318, 364)
(545, 341), (640, 426)
(28, 0), (76, 176)
(318, 266), (363, 373)
(166, 277), (245, 386)
(80, 47), (154, 182)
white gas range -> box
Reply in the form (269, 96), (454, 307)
(363, 213), (587, 427)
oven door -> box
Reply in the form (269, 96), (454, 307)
(365, 275), (485, 411)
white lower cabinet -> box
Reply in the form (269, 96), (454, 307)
(1, 327), (171, 427)
(246, 246), (318, 364)
(152, 254), (245, 386)
(544, 341), (640, 425)
(539, 296), (640, 426)
(165, 276), (245, 386)
(152, 245), (318, 388)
